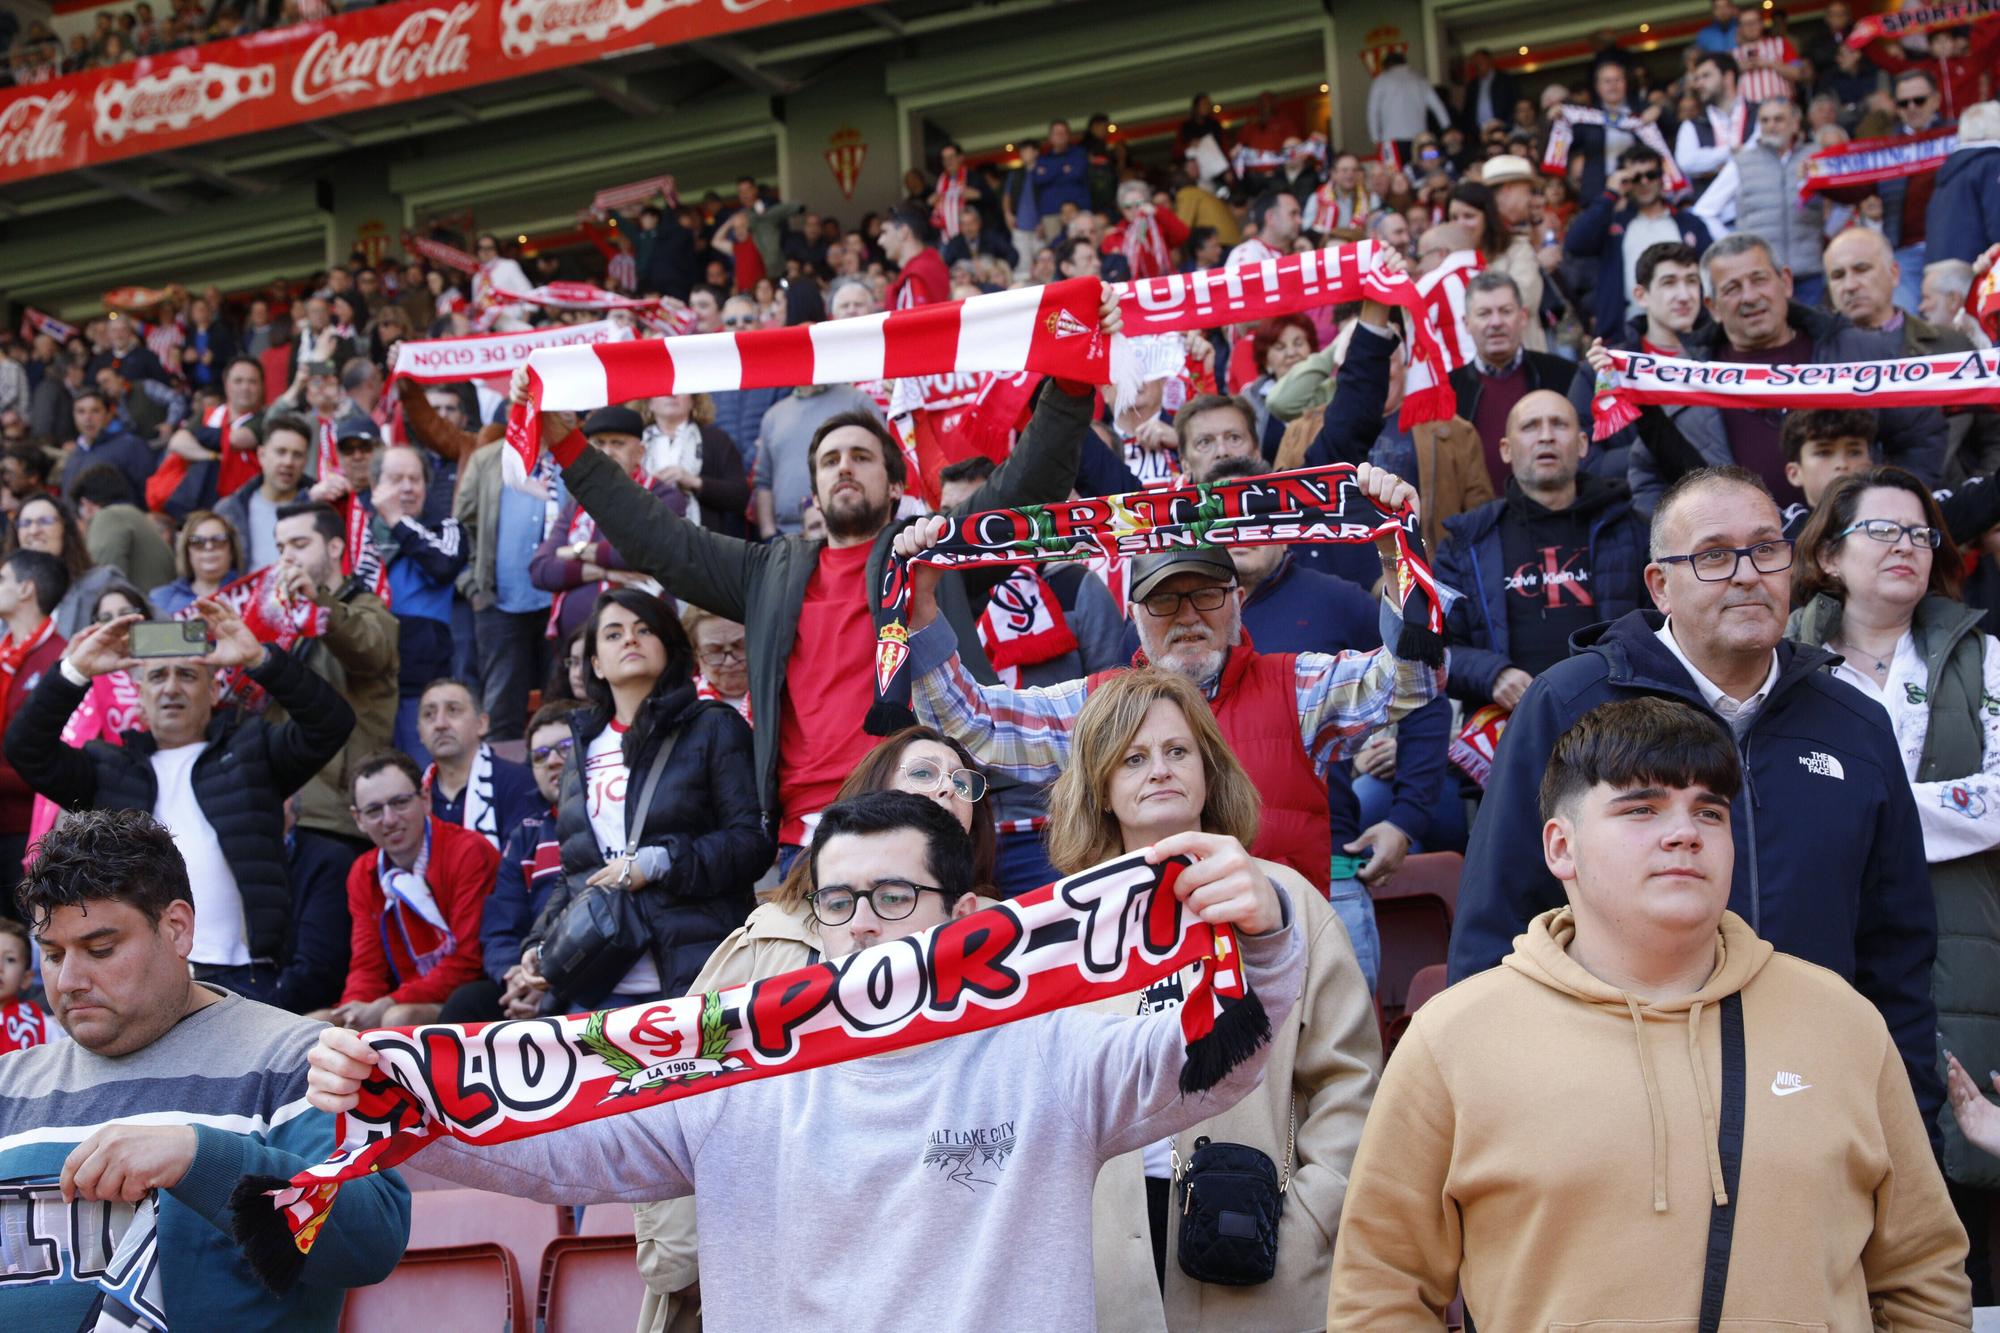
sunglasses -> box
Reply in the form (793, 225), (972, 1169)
(336, 437), (376, 455)
(187, 533), (230, 550)
(1626, 169), (1662, 183)
(1896, 95), (1934, 108)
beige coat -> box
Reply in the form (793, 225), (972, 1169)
(1092, 863), (1382, 1333)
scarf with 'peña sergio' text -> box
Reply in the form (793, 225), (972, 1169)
(229, 850), (1269, 1290)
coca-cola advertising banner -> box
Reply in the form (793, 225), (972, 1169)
(0, 0), (873, 187)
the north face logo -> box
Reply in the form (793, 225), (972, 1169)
(1799, 751), (1845, 780)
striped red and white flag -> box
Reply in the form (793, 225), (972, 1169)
(592, 175), (678, 217)
(1418, 250), (1485, 373)
(145, 319), (185, 371)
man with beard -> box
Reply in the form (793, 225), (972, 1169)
(893, 463), (1445, 899)
(1447, 466), (1944, 1136)
(506, 288), (1114, 866)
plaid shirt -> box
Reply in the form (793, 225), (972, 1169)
(906, 599), (1443, 786)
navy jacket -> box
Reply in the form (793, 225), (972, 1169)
(272, 825), (357, 1014)
(1925, 144), (2000, 268)
(1448, 610), (1943, 1130)
(1562, 191), (1714, 344)
(1239, 555), (1449, 846)
(431, 752), (543, 851)
(1431, 474), (1649, 702)
(480, 807), (560, 987)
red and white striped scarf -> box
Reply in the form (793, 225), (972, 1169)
(694, 675), (752, 724)
(237, 850), (1269, 1290)
(1118, 211), (1172, 282)
(145, 319), (184, 368)
(1418, 250), (1486, 373)
(934, 168), (967, 240)
(507, 244), (1457, 483)
(593, 174), (678, 217)
(18, 308), (75, 343)
(607, 252), (637, 294)
(403, 233), (478, 275)
(1847, 0), (2000, 46)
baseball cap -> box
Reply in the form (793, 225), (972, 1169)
(333, 415), (380, 444)
(1126, 547), (1238, 604)
(582, 405), (646, 439)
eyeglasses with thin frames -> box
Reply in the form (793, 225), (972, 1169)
(353, 790), (421, 825)
(899, 761), (987, 803)
(1834, 518), (1942, 549)
(530, 737), (575, 767)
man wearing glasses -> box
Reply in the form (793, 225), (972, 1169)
(1450, 465), (1943, 1133)
(897, 461), (1445, 900)
(320, 749), (498, 1031)
(307, 789), (1303, 1330)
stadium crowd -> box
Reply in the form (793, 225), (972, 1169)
(8, 0), (2000, 1327)
(3, 0), (373, 86)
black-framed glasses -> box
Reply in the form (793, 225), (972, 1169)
(809, 879), (946, 925)
(530, 737), (575, 767)
(1137, 584), (1236, 618)
(353, 791), (421, 824)
(697, 643), (746, 666)
(899, 761), (987, 803)
(1835, 518), (1942, 549)
(1656, 539), (1794, 582)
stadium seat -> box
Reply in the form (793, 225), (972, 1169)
(1405, 963), (1449, 1016)
(1371, 852), (1461, 1023)
(341, 1188), (566, 1333)
(539, 1231), (649, 1332)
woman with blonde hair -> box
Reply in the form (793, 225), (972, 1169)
(1056, 668), (1379, 1331)
(641, 391), (752, 540)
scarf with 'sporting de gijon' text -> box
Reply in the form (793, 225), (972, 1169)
(229, 850), (1272, 1292)
(864, 463), (1446, 733)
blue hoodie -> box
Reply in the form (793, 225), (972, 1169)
(1447, 609), (1943, 1132)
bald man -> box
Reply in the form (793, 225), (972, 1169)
(1414, 222), (1475, 277)
(1825, 227), (2000, 487)
(1431, 389), (1650, 707)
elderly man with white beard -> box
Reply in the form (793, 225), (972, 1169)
(894, 462), (1444, 901)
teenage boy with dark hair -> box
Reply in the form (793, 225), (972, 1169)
(306, 790), (1303, 1331)
(1778, 408), (2000, 547)
(1331, 697), (1970, 1326)
(0, 808), (409, 1330)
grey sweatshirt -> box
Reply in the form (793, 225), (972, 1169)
(411, 895), (1304, 1332)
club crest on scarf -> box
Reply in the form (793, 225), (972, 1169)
(230, 851), (1273, 1290)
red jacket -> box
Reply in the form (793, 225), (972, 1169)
(341, 816), (498, 1006)
(1092, 639), (1330, 894)
(0, 626), (65, 832)
(889, 248), (951, 310)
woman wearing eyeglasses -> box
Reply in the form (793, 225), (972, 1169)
(629, 724), (995, 1333)
(520, 589), (771, 1015)
(682, 606), (750, 725)
(1788, 465), (2000, 1292)
(148, 508), (241, 616)
(1048, 669), (1376, 1331)
(7, 494), (115, 639)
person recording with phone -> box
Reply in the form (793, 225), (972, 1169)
(2, 595), (356, 1012)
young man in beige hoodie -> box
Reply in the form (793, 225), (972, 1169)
(1329, 696), (1972, 1329)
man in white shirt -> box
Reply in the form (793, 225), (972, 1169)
(1675, 50), (1749, 191)
(0, 595), (356, 1007)
(1366, 52), (1451, 160)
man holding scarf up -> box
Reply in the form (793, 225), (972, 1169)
(305, 790), (1304, 1333)
(893, 462), (1444, 900)
(505, 287), (1111, 864)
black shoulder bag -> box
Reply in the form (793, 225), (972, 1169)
(537, 725), (680, 1001)
(1173, 1095), (1295, 1286)
(1698, 992), (1747, 1333)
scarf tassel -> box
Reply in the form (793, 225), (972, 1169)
(230, 1174), (324, 1292)
(1175, 925), (1272, 1095)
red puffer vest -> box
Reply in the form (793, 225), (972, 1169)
(1089, 636), (1330, 894)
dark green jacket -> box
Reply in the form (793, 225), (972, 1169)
(1793, 591), (2000, 1187)
(556, 381), (1091, 838)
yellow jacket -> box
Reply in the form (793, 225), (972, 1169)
(1328, 908), (1971, 1330)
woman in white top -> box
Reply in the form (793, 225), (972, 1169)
(1787, 465), (2000, 1298)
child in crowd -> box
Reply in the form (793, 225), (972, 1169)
(0, 917), (57, 1054)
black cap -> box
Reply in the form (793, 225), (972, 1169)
(582, 405), (646, 439)
(1126, 547), (1238, 603)
(333, 414), (380, 443)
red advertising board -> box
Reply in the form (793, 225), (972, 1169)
(0, 0), (873, 188)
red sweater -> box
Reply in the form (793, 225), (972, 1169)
(341, 816), (499, 1006)
(889, 248), (951, 310)
(0, 626), (65, 832)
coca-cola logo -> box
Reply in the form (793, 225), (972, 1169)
(498, 0), (694, 58)
(292, 3), (475, 105)
(94, 64), (274, 143)
(0, 90), (73, 167)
